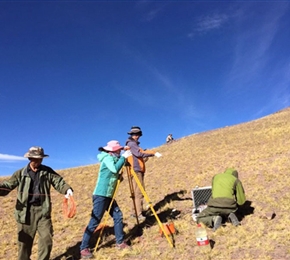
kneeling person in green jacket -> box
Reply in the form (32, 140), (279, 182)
(196, 168), (246, 231)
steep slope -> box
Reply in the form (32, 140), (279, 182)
(1, 107), (290, 259)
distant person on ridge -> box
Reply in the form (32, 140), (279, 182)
(166, 133), (174, 144)
(0, 146), (73, 260)
(80, 140), (132, 259)
(125, 126), (162, 221)
(196, 167), (246, 231)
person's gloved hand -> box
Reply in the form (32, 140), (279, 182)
(155, 152), (162, 158)
(65, 188), (73, 199)
(124, 145), (130, 151)
(122, 150), (132, 159)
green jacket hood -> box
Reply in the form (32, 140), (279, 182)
(224, 167), (239, 178)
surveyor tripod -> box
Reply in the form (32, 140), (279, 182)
(124, 165), (174, 248)
(93, 163), (174, 254)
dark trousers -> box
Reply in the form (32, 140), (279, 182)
(17, 205), (53, 260)
(80, 195), (124, 251)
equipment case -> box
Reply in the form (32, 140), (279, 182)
(191, 186), (212, 221)
(191, 186), (212, 208)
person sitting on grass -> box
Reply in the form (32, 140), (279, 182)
(196, 167), (246, 231)
(166, 133), (174, 144)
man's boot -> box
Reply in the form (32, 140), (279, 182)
(212, 216), (222, 231)
(228, 213), (240, 226)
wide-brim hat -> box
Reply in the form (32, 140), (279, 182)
(103, 140), (123, 152)
(24, 146), (49, 158)
(127, 126), (143, 136)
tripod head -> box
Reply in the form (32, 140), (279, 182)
(125, 160), (131, 167)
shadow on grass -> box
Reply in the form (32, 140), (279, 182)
(51, 241), (81, 260)
(236, 200), (255, 221)
(52, 190), (187, 259)
(51, 226), (116, 260)
(99, 190), (188, 249)
(152, 189), (192, 212)
(97, 208), (179, 251)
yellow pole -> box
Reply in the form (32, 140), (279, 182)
(130, 169), (174, 248)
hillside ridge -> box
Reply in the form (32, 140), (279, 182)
(1, 107), (290, 259)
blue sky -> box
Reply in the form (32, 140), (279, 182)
(1, 1), (290, 176)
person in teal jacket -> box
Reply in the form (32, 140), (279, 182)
(0, 146), (73, 260)
(196, 168), (246, 231)
(80, 140), (132, 259)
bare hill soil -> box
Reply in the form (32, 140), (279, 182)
(1, 108), (290, 260)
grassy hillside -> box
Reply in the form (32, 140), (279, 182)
(1, 108), (290, 260)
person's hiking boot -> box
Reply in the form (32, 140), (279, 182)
(116, 241), (131, 250)
(228, 213), (240, 226)
(212, 216), (222, 231)
(80, 248), (93, 259)
(130, 213), (146, 221)
(142, 206), (152, 216)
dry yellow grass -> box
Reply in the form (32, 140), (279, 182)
(1, 107), (290, 259)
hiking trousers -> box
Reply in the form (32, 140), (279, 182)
(196, 206), (235, 227)
(17, 205), (53, 260)
(80, 195), (124, 251)
(131, 171), (145, 216)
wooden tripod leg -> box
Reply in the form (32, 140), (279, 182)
(125, 166), (140, 225)
(130, 170), (175, 248)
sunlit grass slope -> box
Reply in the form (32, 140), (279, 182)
(1, 107), (290, 259)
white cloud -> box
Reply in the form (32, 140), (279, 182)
(135, 1), (165, 22)
(196, 13), (229, 32)
(188, 12), (229, 38)
(149, 67), (204, 119)
(144, 7), (162, 22)
(0, 154), (26, 162)
(225, 3), (289, 92)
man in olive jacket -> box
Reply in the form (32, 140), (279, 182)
(0, 146), (73, 260)
(197, 168), (246, 231)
